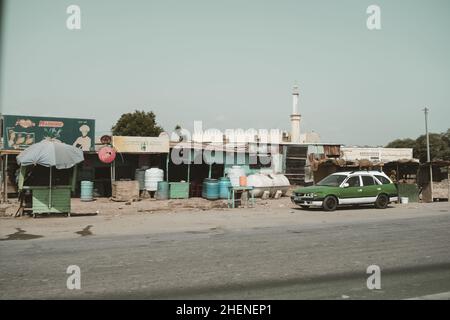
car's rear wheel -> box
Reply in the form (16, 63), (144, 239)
(323, 196), (338, 211)
(375, 194), (389, 209)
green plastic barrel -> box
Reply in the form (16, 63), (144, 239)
(156, 181), (169, 200)
(203, 178), (219, 200)
(219, 177), (231, 199)
(80, 181), (94, 201)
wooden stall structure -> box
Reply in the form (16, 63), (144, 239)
(383, 159), (420, 202)
(419, 161), (450, 202)
(0, 150), (20, 203)
(283, 144), (308, 186)
(311, 158), (383, 184)
(111, 135), (171, 199)
(283, 143), (342, 187)
(1, 114), (95, 204)
(15, 140), (83, 217)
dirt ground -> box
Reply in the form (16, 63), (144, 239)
(1, 193), (449, 242)
(0, 194), (275, 217)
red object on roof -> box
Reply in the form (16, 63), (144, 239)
(98, 146), (116, 164)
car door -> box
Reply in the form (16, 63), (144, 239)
(360, 175), (380, 203)
(338, 175), (363, 204)
(374, 174), (398, 199)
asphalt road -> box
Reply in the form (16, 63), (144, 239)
(1, 206), (450, 299)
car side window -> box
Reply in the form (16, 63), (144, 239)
(375, 175), (391, 184)
(361, 175), (375, 186)
(346, 176), (360, 187)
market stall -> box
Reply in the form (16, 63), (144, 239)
(16, 140), (84, 217)
(418, 161), (450, 202)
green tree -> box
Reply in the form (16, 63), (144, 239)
(386, 129), (450, 162)
(112, 110), (163, 137)
(443, 129), (450, 147)
(414, 133), (450, 162)
(385, 138), (416, 149)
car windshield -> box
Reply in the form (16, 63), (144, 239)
(317, 174), (347, 187)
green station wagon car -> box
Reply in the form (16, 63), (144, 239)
(291, 171), (398, 211)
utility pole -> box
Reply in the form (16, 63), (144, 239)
(423, 107), (433, 202)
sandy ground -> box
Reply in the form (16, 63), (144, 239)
(0, 196), (230, 216)
(0, 196), (449, 241)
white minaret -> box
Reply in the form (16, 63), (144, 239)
(290, 85), (301, 143)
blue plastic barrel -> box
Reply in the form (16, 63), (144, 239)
(80, 181), (94, 201)
(156, 181), (169, 200)
(203, 178), (219, 200)
(219, 177), (231, 199)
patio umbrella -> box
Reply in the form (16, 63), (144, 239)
(17, 140), (84, 169)
(17, 140), (84, 208)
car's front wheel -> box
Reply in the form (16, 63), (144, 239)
(375, 194), (389, 209)
(323, 196), (338, 211)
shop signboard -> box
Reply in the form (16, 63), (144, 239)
(341, 147), (413, 163)
(1, 114), (95, 151)
(112, 136), (169, 153)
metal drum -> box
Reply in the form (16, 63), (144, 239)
(156, 181), (169, 200)
(135, 169), (146, 190)
(219, 177), (231, 199)
(80, 181), (94, 201)
(203, 178), (219, 200)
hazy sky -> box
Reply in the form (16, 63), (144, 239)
(1, 0), (449, 146)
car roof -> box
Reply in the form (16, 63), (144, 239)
(331, 171), (388, 176)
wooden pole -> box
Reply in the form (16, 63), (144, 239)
(223, 150), (227, 177)
(4, 154), (8, 203)
(71, 165), (77, 193)
(396, 162), (399, 182)
(110, 160), (116, 198)
(187, 163), (191, 183)
(18, 166), (25, 191)
(111, 160), (116, 181)
(187, 149), (191, 183)
(49, 166), (53, 208)
(430, 164), (434, 202)
(424, 108), (433, 201)
(447, 166), (450, 201)
(448, 165), (450, 200)
(0, 155), (3, 203)
(166, 154), (169, 181)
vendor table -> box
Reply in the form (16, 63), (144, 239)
(227, 186), (255, 208)
(19, 185), (72, 217)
